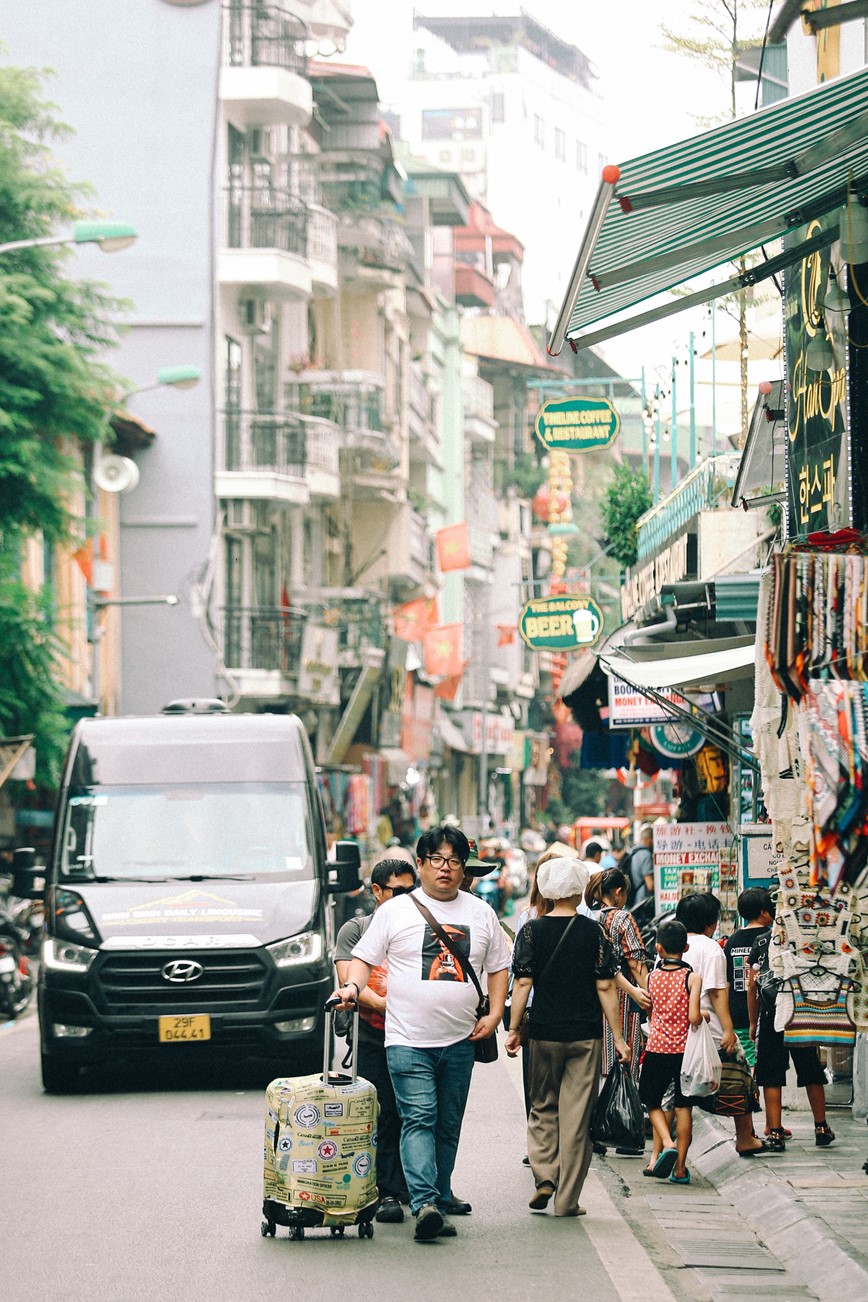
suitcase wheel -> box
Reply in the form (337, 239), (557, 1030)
(358, 1221), (374, 1239)
(260, 1221), (276, 1238)
(290, 1225), (305, 1241)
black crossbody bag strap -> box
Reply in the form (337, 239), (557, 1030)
(410, 894), (485, 1005)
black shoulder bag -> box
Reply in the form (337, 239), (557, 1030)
(410, 894), (500, 1063)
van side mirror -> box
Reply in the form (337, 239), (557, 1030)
(12, 846), (44, 900)
(328, 840), (361, 894)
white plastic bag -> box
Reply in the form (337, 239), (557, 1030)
(680, 1020), (723, 1098)
(853, 1032), (868, 1121)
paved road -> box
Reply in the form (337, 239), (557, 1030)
(0, 1006), (819, 1301)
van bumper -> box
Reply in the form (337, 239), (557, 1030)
(39, 968), (333, 1065)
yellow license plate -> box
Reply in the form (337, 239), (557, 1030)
(158, 1014), (211, 1043)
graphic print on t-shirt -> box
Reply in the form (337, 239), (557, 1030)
(730, 947), (750, 994)
(421, 923), (470, 982)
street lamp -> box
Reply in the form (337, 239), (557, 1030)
(95, 366), (202, 493)
(0, 219), (138, 256)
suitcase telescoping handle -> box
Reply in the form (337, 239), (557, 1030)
(323, 995), (359, 1084)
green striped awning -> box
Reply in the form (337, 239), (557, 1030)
(548, 67), (868, 355)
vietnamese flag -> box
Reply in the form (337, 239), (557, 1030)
(393, 596), (439, 642)
(434, 659), (470, 700)
(435, 522), (470, 572)
(72, 539), (94, 585)
(424, 623), (464, 677)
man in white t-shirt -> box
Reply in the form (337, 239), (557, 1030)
(677, 893), (770, 1157)
(332, 824), (510, 1242)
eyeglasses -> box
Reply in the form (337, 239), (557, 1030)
(426, 854), (465, 870)
(385, 884), (415, 897)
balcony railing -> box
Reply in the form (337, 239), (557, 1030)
(300, 414), (340, 476)
(224, 187), (308, 256)
(408, 362), (428, 420)
(409, 509), (431, 571)
(223, 604), (306, 675)
(307, 203), (338, 266)
(222, 410), (306, 476)
(224, 3), (308, 73)
(636, 454), (739, 560)
(468, 523), (494, 568)
(286, 373), (386, 434)
(463, 373), (494, 423)
(293, 595), (385, 653)
(223, 596), (384, 674)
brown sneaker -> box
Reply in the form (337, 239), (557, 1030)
(529, 1181), (555, 1210)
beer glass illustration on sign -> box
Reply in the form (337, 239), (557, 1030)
(572, 607), (601, 644)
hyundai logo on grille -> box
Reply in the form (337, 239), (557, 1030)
(161, 959), (204, 983)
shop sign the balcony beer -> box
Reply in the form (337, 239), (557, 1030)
(534, 397), (620, 453)
(519, 594), (604, 650)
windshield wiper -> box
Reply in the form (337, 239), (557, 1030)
(87, 875), (174, 884)
(170, 874), (250, 882)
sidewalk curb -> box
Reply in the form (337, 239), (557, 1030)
(690, 1113), (868, 1300)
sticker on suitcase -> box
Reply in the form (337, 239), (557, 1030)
(263, 1076), (378, 1214)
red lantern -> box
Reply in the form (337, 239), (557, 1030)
(532, 484), (569, 521)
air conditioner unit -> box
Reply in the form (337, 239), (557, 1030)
(237, 296), (271, 335)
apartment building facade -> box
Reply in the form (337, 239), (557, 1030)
(3, 0), (555, 841)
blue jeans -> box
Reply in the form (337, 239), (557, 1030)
(387, 1040), (476, 1214)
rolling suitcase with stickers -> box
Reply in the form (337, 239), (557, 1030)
(261, 999), (379, 1240)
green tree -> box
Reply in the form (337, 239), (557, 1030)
(0, 63), (126, 783)
(560, 765), (609, 820)
(599, 463), (653, 569)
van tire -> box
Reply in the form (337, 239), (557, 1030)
(41, 1052), (78, 1094)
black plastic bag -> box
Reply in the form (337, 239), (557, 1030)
(589, 1061), (644, 1149)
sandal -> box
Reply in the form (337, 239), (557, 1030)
(736, 1139), (780, 1157)
(815, 1122), (836, 1148)
(650, 1148), (678, 1178)
(766, 1128), (787, 1152)
(765, 1126), (792, 1139)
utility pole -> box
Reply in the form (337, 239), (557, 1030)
(689, 331), (697, 468)
(653, 387), (661, 502)
(478, 580), (492, 836)
(671, 357), (678, 493)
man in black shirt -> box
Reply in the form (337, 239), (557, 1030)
(723, 887), (774, 1067)
(505, 857), (628, 1217)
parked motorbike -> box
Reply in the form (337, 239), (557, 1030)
(6, 891), (43, 957)
(0, 904), (34, 1019)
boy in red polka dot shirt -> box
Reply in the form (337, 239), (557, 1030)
(639, 919), (705, 1184)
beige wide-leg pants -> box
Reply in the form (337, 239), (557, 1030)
(527, 1037), (602, 1216)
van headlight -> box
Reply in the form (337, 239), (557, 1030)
(43, 938), (98, 973)
(267, 932), (323, 967)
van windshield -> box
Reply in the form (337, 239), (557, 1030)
(59, 783), (315, 882)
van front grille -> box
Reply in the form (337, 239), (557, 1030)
(96, 950), (267, 1011)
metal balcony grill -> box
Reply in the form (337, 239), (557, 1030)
(224, 2), (308, 73)
(224, 187), (308, 257)
(222, 410), (306, 477)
